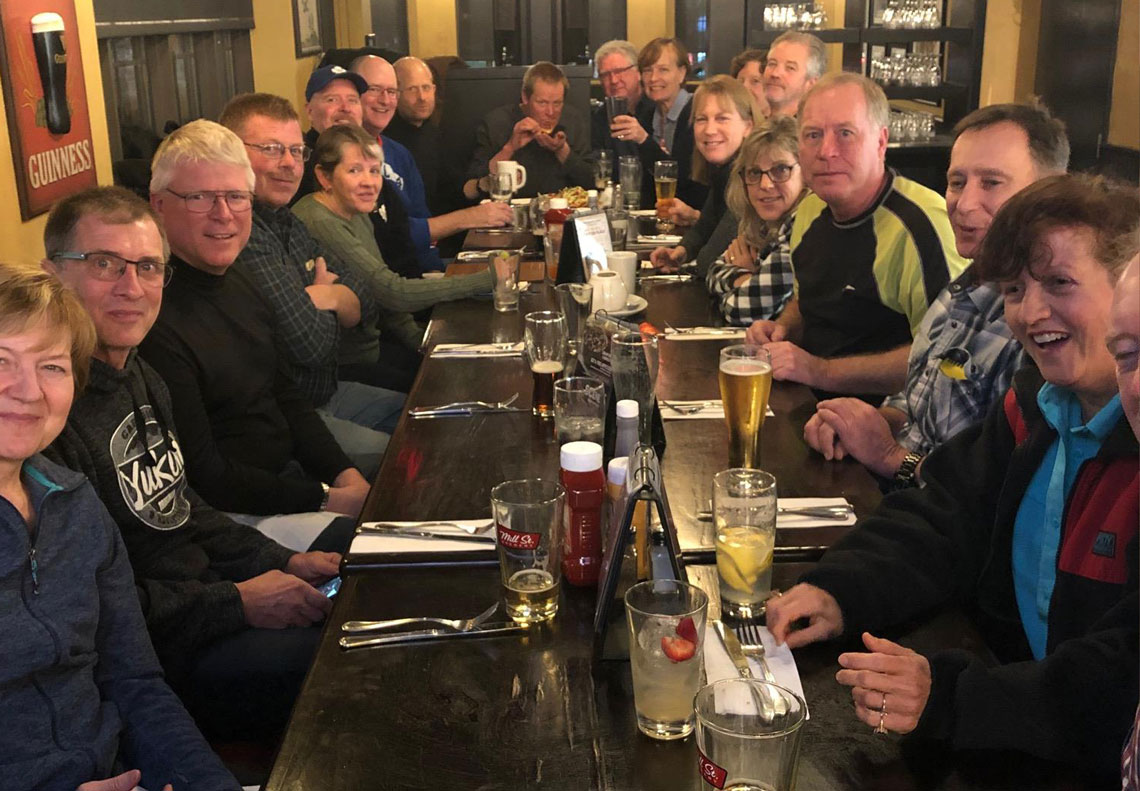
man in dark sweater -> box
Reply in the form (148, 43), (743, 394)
(42, 185), (346, 741)
(141, 119), (371, 529)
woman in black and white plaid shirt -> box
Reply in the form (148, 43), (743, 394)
(706, 117), (806, 325)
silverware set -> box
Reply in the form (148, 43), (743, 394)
(697, 504), (854, 521)
(410, 392), (525, 418)
(357, 520), (496, 543)
(662, 321), (743, 336)
(660, 399), (722, 415)
(713, 619), (789, 720)
(339, 601), (525, 650)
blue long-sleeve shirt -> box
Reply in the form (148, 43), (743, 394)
(381, 135), (445, 272)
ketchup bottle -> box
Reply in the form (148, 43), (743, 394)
(560, 441), (606, 586)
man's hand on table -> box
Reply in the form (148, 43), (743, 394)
(236, 569), (333, 628)
(325, 468), (371, 518)
(464, 201), (514, 229)
(649, 245), (686, 272)
(837, 632), (931, 735)
(77, 770), (172, 791)
(286, 551), (342, 585)
(806, 399), (911, 476)
(766, 582), (844, 648)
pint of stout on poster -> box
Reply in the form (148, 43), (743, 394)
(31, 12), (69, 135)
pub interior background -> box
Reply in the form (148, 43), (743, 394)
(0, 0), (1136, 264)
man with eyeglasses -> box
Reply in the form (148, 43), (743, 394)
(42, 184), (350, 745)
(464, 61), (594, 200)
(140, 120), (372, 536)
(350, 55), (512, 272)
(590, 40), (655, 181)
(220, 91), (406, 464)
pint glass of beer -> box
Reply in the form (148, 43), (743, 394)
(524, 311), (567, 417)
(718, 345), (772, 468)
(31, 13), (71, 135)
(492, 479), (565, 624)
(654, 160), (678, 233)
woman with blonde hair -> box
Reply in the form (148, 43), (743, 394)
(648, 75), (762, 276)
(706, 116), (806, 324)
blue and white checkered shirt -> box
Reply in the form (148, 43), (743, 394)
(705, 214), (796, 326)
(883, 268), (1024, 454)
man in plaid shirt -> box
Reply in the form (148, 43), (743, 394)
(222, 92), (404, 480)
(803, 102), (1070, 486)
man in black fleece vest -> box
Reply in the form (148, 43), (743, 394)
(43, 185), (346, 742)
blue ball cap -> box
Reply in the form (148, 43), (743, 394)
(305, 65), (368, 101)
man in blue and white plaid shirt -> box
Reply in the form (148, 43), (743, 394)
(803, 102), (1070, 486)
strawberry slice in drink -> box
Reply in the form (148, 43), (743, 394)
(661, 634), (696, 662)
(675, 616), (698, 644)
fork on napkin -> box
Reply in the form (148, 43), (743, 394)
(703, 623), (808, 718)
(431, 342), (524, 358)
(660, 400), (775, 420)
(351, 520), (497, 555)
(662, 326), (747, 341)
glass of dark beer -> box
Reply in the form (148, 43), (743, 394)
(524, 311), (567, 417)
(31, 12), (71, 135)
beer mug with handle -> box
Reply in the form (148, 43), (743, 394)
(496, 160), (528, 193)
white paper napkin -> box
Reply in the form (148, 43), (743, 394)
(661, 327), (747, 341)
(660, 400), (775, 421)
(431, 342), (524, 358)
(778, 497), (856, 528)
(350, 520), (496, 555)
(703, 623), (808, 718)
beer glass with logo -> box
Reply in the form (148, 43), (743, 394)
(718, 345), (772, 468)
(713, 468), (777, 619)
(491, 479), (565, 624)
(654, 160), (678, 233)
(524, 311), (567, 417)
(31, 13), (71, 135)
(695, 679), (806, 790)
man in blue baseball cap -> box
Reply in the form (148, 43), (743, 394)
(296, 65), (369, 198)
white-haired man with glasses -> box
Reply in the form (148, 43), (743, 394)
(590, 39), (655, 181)
(140, 120), (372, 540)
(42, 184), (348, 744)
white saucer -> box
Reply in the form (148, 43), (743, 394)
(605, 294), (649, 317)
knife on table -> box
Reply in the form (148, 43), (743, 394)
(355, 526), (496, 544)
(339, 623), (525, 650)
(713, 619), (778, 719)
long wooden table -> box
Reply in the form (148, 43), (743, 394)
(265, 259), (1108, 790)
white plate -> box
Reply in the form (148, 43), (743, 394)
(604, 294), (649, 317)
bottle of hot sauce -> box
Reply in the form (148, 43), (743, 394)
(560, 441), (606, 586)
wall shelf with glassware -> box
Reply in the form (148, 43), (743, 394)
(861, 26), (973, 45)
(881, 83), (966, 102)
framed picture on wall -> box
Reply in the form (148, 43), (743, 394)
(0, 0), (97, 220)
(293, 0), (323, 57)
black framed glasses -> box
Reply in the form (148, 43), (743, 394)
(52, 251), (172, 287)
(742, 162), (797, 185)
(364, 85), (399, 99)
(244, 141), (311, 162)
(164, 188), (253, 214)
(598, 63), (636, 81)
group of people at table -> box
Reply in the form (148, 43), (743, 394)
(1, 28), (1137, 791)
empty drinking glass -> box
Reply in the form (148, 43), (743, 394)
(611, 331), (659, 444)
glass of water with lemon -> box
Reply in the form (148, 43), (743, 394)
(713, 469), (777, 620)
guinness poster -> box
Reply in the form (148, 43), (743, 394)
(0, 1), (97, 220)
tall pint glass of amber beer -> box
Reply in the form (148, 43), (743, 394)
(524, 311), (567, 417)
(718, 345), (772, 468)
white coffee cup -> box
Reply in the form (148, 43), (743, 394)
(589, 270), (628, 313)
(606, 250), (639, 296)
(496, 160), (527, 192)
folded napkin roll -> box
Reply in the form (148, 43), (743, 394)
(431, 342), (524, 358)
(351, 520), (496, 555)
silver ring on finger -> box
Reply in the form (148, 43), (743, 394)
(874, 692), (888, 735)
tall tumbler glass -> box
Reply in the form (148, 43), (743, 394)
(713, 468), (777, 620)
(654, 160), (678, 233)
(554, 376), (606, 445)
(625, 579), (708, 740)
(595, 149), (613, 189)
(695, 679), (806, 791)
(555, 282), (593, 354)
(619, 155), (642, 211)
(491, 479), (565, 624)
(611, 331), (659, 444)
(718, 345), (772, 469)
(524, 311), (567, 418)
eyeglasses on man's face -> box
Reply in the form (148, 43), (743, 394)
(598, 63), (636, 82)
(244, 141), (311, 162)
(52, 251), (172, 287)
(364, 85), (399, 100)
(163, 189), (254, 213)
(742, 162), (797, 185)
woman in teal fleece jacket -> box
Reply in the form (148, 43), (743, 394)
(0, 264), (237, 791)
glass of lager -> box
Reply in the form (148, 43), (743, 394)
(654, 160), (678, 233)
(713, 468), (777, 619)
(718, 345), (772, 468)
(524, 311), (567, 417)
(491, 479), (565, 624)
(695, 679), (806, 791)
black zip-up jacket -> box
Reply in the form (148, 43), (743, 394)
(802, 365), (1138, 772)
(45, 353), (295, 675)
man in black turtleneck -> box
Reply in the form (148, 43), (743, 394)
(42, 185), (349, 742)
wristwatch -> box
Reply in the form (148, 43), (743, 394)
(893, 451), (924, 487)
(319, 482), (331, 511)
